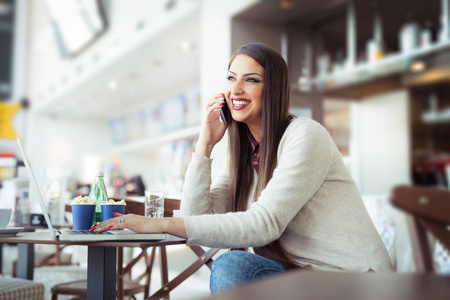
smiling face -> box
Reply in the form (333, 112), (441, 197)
(225, 54), (265, 138)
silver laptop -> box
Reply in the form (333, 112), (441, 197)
(17, 137), (166, 242)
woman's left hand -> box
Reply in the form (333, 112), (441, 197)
(91, 213), (163, 234)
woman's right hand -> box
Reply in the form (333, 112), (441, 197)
(195, 93), (228, 157)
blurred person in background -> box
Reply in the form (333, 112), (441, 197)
(125, 175), (146, 196)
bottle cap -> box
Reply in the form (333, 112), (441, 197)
(97, 172), (104, 177)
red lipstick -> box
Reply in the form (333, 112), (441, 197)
(231, 98), (251, 110)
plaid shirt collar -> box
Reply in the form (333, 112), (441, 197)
(249, 133), (260, 173)
(248, 115), (296, 174)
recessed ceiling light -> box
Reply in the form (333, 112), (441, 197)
(180, 41), (194, 52)
(410, 61), (426, 73)
(108, 80), (118, 90)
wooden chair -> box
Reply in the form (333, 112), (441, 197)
(147, 198), (219, 300)
(12, 246), (74, 278)
(389, 185), (450, 273)
(121, 198), (219, 300)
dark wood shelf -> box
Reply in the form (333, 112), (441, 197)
(319, 74), (402, 99)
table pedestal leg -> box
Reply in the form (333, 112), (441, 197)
(87, 246), (116, 300)
(159, 246), (169, 300)
(17, 244), (34, 279)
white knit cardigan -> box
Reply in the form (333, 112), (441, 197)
(181, 117), (392, 272)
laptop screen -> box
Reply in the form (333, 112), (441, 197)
(17, 138), (58, 240)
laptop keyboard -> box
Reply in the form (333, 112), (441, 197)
(65, 230), (112, 235)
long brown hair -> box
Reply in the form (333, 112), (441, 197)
(227, 43), (297, 269)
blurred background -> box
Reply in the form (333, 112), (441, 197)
(1, 0), (449, 211)
(0, 0), (449, 298)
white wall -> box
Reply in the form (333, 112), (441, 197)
(200, 0), (260, 179)
(26, 114), (110, 190)
(350, 90), (411, 195)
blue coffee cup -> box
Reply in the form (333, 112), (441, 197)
(71, 204), (96, 230)
(101, 204), (126, 222)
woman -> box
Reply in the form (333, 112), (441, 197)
(94, 43), (392, 292)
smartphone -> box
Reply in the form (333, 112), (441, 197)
(219, 100), (232, 125)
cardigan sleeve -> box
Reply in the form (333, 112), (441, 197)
(182, 118), (340, 248)
(180, 153), (230, 216)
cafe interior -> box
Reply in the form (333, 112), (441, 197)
(0, 0), (449, 299)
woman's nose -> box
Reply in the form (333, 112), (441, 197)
(230, 80), (243, 94)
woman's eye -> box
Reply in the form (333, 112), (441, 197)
(247, 78), (261, 83)
(226, 75), (235, 81)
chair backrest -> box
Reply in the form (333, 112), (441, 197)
(123, 198), (145, 215)
(389, 185), (450, 273)
(123, 197), (180, 217)
(164, 198), (181, 217)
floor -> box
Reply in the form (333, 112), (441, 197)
(1, 243), (215, 300)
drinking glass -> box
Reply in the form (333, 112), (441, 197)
(145, 191), (164, 218)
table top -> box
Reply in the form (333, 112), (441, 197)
(0, 231), (186, 247)
(204, 269), (450, 300)
(22, 224), (72, 231)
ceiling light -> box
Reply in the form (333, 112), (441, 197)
(108, 80), (118, 90)
(410, 61), (426, 73)
(180, 41), (194, 52)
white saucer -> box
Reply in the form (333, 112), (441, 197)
(0, 227), (24, 236)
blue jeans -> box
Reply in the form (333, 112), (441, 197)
(210, 250), (287, 293)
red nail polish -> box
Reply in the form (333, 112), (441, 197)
(113, 212), (117, 216)
(108, 226), (113, 229)
(219, 104), (224, 107)
(89, 228), (94, 232)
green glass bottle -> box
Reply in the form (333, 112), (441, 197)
(90, 172), (108, 224)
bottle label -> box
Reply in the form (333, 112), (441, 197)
(94, 211), (103, 224)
